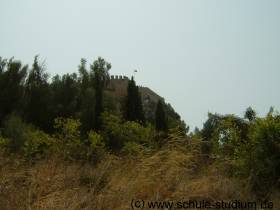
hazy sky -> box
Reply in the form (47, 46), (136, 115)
(1, 0), (280, 129)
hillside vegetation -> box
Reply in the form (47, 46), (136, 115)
(0, 56), (279, 209)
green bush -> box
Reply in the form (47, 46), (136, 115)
(215, 117), (252, 158)
(200, 140), (212, 156)
(101, 112), (154, 151)
(209, 116), (253, 177)
(211, 117), (243, 158)
(0, 114), (53, 159)
(0, 135), (9, 149)
(121, 141), (145, 156)
(23, 127), (53, 159)
(101, 112), (124, 151)
(2, 114), (27, 152)
(249, 115), (280, 195)
(53, 117), (82, 159)
(121, 121), (154, 145)
(87, 131), (106, 163)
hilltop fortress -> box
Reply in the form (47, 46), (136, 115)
(106, 75), (129, 97)
(106, 75), (162, 104)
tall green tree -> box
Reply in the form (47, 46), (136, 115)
(201, 113), (222, 140)
(124, 77), (145, 124)
(80, 87), (95, 137)
(24, 56), (52, 131)
(244, 106), (256, 122)
(76, 58), (95, 137)
(0, 57), (27, 125)
(78, 58), (90, 94)
(51, 73), (79, 118)
(249, 111), (280, 195)
(155, 100), (167, 132)
(90, 57), (111, 130)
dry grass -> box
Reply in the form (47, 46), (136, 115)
(0, 147), (279, 210)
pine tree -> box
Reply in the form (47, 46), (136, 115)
(155, 100), (167, 131)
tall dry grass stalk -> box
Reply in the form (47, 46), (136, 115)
(0, 144), (278, 210)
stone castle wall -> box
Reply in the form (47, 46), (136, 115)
(110, 75), (129, 80)
(106, 75), (129, 96)
(106, 75), (161, 103)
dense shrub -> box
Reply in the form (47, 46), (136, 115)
(121, 121), (154, 145)
(101, 112), (124, 151)
(2, 114), (27, 152)
(53, 117), (83, 159)
(121, 141), (145, 156)
(249, 115), (280, 195)
(208, 112), (280, 195)
(0, 114), (53, 159)
(101, 112), (154, 152)
(200, 140), (212, 157)
(212, 116), (243, 158)
(87, 131), (106, 163)
(0, 135), (9, 149)
(23, 127), (54, 159)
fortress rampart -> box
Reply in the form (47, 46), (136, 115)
(110, 75), (129, 80)
(106, 75), (161, 102)
(106, 75), (129, 96)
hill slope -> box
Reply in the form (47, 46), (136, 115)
(1, 142), (279, 210)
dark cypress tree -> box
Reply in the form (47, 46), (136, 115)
(76, 58), (95, 137)
(24, 55), (52, 131)
(135, 85), (145, 123)
(155, 100), (167, 132)
(78, 58), (90, 96)
(80, 87), (95, 137)
(0, 57), (27, 126)
(124, 77), (145, 124)
(124, 78), (135, 121)
(50, 73), (79, 118)
(90, 57), (111, 131)
(93, 70), (103, 130)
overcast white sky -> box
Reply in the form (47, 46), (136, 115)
(1, 0), (280, 129)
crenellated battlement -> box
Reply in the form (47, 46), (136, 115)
(106, 75), (129, 96)
(110, 75), (129, 80)
(106, 75), (161, 102)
